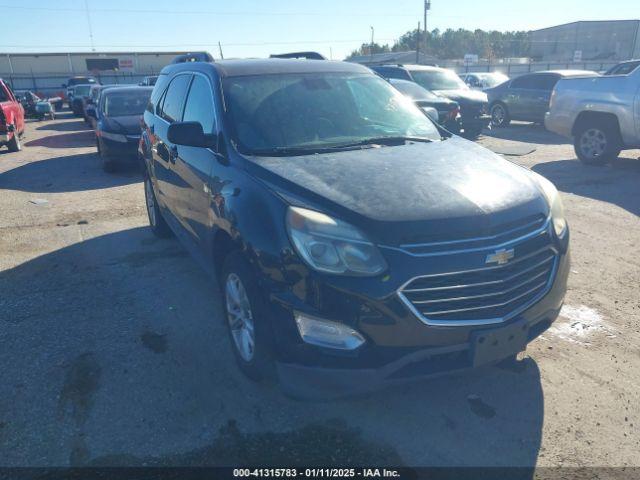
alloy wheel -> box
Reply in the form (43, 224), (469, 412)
(225, 273), (255, 362)
(144, 178), (157, 227)
(492, 105), (505, 126)
(579, 128), (607, 160)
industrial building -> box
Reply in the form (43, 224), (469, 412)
(530, 20), (640, 61)
(0, 51), (193, 94)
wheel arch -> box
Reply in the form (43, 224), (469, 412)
(572, 111), (621, 138)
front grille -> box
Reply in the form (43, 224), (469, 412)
(399, 221), (558, 326)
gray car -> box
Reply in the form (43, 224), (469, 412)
(486, 70), (597, 127)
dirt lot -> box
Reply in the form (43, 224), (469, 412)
(1, 113), (639, 468)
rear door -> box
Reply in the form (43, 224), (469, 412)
(170, 73), (219, 244)
(529, 74), (560, 121)
(503, 75), (533, 119)
(151, 73), (192, 215)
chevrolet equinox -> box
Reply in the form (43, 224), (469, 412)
(140, 59), (569, 398)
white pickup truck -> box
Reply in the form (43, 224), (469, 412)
(545, 66), (640, 165)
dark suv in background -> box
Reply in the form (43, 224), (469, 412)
(140, 58), (569, 398)
(372, 64), (491, 138)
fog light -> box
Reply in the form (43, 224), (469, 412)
(294, 312), (365, 350)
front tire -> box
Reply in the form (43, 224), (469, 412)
(490, 102), (511, 127)
(221, 251), (275, 382)
(144, 175), (172, 238)
(574, 123), (621, 165)
(7, 130), (22, 152)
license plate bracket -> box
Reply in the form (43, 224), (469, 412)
(471, 320), (529, 367)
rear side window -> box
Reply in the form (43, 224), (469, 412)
(536, 74), (561, 91)
(158, 74), (192, 123)
(373, 67), (410, 80)
(510, 75), (537, 89)
(147, 74), (170, 113)
(182, 75), (216, 133)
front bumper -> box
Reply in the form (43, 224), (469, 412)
(269, 225), (570, 399)
(278, 304), (559, 400)
(99, 134), (141, 162)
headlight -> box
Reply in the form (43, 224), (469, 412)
(286, 206), (387, 276)
(533, 173), (567, 238)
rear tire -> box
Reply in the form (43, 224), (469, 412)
(573, 122), (621, 165)
(490, 102), (511, 127)
(144, 175), (172, 238)
(221, 251), (275, 382)
(7, 130), (22, 152)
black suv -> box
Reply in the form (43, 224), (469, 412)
(372, 64), (491, 138)
(140, 58), (569, 398)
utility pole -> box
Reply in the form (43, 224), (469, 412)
(370, 26), (375, 62)
(416, 22), (421, 63)
(218, 41), (225, 60)
(84, 0), (96, 52)
(424, 0), (431, 61)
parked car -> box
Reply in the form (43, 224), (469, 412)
(83, 84), (120, 126)
(388, 78), (460, 129)
(64, 76), (98, 107)
(603, 60), (640, 76)
(545, 66), (640, 165)
(69, 84), (94, 117)
(91, 86), (152, 172)
(486, 70), (598, 127)
(460, 72), (509, 90)
(371, 65), (490, 139)
(139, 75), (159, 86)
(0, 78), (25, 152)
(139, 58), (570, 398)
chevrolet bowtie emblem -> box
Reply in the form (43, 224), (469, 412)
(486, 248), (515, 265)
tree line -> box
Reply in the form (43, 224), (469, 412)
(347, 28), (531, 60)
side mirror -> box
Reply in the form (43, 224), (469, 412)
(167, 121), (216, 148)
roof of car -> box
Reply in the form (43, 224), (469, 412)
(101, 86), (153, 95)
(530, 70), (598, 77)
(161, 58), (371, 78)
(376, 64), (446, 72)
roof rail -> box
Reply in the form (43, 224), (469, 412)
(270, 51), (327, 60)
(171, 52), (214, 64)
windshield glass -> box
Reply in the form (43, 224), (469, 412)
(389, 80), (440, 100)
(411, 70), (469, 91)
(103, 90), (150, 116)
(223, 72), (440, 154)
(479, 73), (509, 87)
(74, 85), (92, 97)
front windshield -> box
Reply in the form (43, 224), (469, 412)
(223, 72), (440, 154)
(390, 80), (440, 100)
(74, 85), (92, 97)
(103, 91), (150, 116)
(481, 73), (509, 87)
(411, 70), (469, 91)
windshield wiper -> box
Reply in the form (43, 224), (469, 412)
(329, 136), (435, 148)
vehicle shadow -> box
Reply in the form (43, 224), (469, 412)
(24, 131), (95, 149)
(486, 123), (568, 146)
(533, 156), (640, 216)
(35, 119), (90, 132)
(0, 152), (140, 193)
(0, 227), (543, 471)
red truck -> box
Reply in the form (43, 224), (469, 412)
(0, 78), (25, 152)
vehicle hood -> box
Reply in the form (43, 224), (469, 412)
(102, 115), (142, 135)
(433, 89), (488, 106)
(245, 138), (548, 245)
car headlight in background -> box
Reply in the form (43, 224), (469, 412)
(99, 131), (128, 143)
(533, 173), (567, 238)
(286, 206), (387, 276)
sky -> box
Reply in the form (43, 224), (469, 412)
(1, 0), (639, 60)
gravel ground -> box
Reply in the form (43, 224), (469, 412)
(1, 114), (639, 468)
